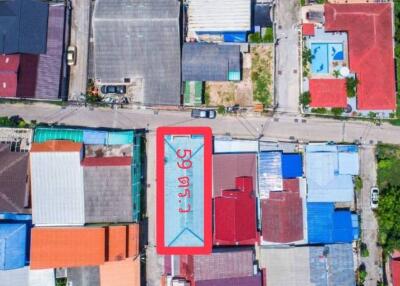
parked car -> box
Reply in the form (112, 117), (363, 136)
(67, 46), (76, 66)
(100, 85), (126, 94)
(191, 109), (216, 119)
(370, 187), (379, 209)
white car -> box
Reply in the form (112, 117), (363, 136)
(370, 187), (379, 209)
(67, 46), (77, 66)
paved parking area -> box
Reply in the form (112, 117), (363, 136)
(274, 0), (300, 114)
(68, 0), (90, 100)
(359, 146), (382, 285)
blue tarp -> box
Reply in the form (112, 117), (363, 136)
(281, 153), (303, 178)
(107, 131), (134, 145)
(307, 203), (354, 244)
(222, 32), (247, 43)
(83, 130), (108, 145)
(0, 224), (27, 270)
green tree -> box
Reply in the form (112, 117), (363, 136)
(355, 176), (363, 192)
(360, 242), (369, 257)
(333, 69), (341, 78)
(346, 77), (359, 98)
(299, 91), (311, 106)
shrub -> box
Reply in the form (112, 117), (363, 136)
(331, 107), (344, 116)
(355, 176), (363, 192)
(217, 105), (225, 115)
(299, 91), (311, 106)
(249, 32), (262, 43)
(360, 242), (369, 257)
(311, 107), (327, 114)
(358, 264), (367, 285)
(346, 77), (359, 98)
(263, 27), (274, 43)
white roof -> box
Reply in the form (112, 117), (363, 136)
(30, 152), (85, 226)
(213, 138), (258, 153)
(188, 0), (251, 33)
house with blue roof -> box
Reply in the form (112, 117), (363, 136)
(0, 214), (31, 270)
(307, 202), (359, 244)
(305, 144), (359, 203)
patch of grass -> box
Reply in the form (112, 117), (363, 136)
(251, 48), (273, 107)
(300, 0), (306, 6)
(248, 28), (274, 43)
(355, 176), (363, 192)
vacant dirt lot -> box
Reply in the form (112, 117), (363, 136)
(206, 45), (273, 107)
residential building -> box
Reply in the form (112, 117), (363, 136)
(30, 224), (139, 269)
(182, 43), (241, 81)
(93, 0), (181, 105)
(214, 177), (258, 245)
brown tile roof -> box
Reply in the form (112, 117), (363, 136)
(30, 140), (82, 152)
(0, 144), (29, 213)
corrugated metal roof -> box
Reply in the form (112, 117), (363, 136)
(35, 5), (65, 100)
(0, 223), (27, 270)
(30, 151), (85, 225)
(213, 138), (258, 153)
(83, 165), (133, 223)
(33, 128), (84, 143)
(82, 156), (132, 166)
(306, 145), (356, 203)
(196, 275), (262, 286)
(0, 73), (17, 97)
(192, 249), (254, 281)
(309, 244), (355, 286)
(0, 266), (29, 286)
(392, 259), (400, 286)
(93, 0), (181, 105)
(30, 227), (106, 269)
(213, 153), (257, 197)
(0, 55), (20, 71)
(283, 178), (300, 192)
(281, 153), (303, 179)
(31, 140), (83, 152)
(214, 177), (257, 245)
(307, 203), (354, 244)
(100, 258), (140, 286)
(0, 144), (29, 213)
(29, 269), (56, 286)
(67, 267), (100, 286)
(258, 151), (283, 198)
(182, 43), (241, 81)
(188, 0), (251, 33)
(261, 192), (303, 243)
(127, 224), (139, 258)
(107, 226), (128, 262)
(0, 0), (48, 54)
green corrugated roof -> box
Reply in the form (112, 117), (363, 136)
(33, 128), (84, 143)
(184, 81), (203, 106)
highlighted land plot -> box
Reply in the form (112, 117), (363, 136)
(156, 127), (212, 255)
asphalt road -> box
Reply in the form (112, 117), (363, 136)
(1, 104), (400, 145)
(274, 0), (301, 113)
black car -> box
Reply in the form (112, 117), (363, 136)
(100, 85), (126, 94)
(191, 109), (216, 119)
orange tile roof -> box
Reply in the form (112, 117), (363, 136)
(31, 140), (83, 152)
(100, 258), (140, 286)
(108, 226), (127, 262)
(128, 224), (139, 258)
(30, 227), (105, 269)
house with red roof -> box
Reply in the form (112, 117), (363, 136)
(213, 176), (258, 246)
(301, 3), (396, 114)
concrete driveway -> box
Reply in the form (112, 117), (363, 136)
(68, 0), (90, 100)
(274, 0), (301, 114)
(359, 146), (382, 285)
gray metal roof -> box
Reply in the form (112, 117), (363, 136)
(67, 267), (100, 286)
(0, 144), (29, 213)
(0, 0), (48, 54)
(35, 5), (65, 100)
(182, 43), (241, 81)
(83, 165), (133, 223)
(93, 0), (181, 105)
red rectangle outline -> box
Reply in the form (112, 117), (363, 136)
(156, 126), (212, 255)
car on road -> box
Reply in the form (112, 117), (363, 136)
(191, 109), (216, 119)
(67, 46), (77, 66)
(370, 187), (379, 209)
(100, 85), (126, 95)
